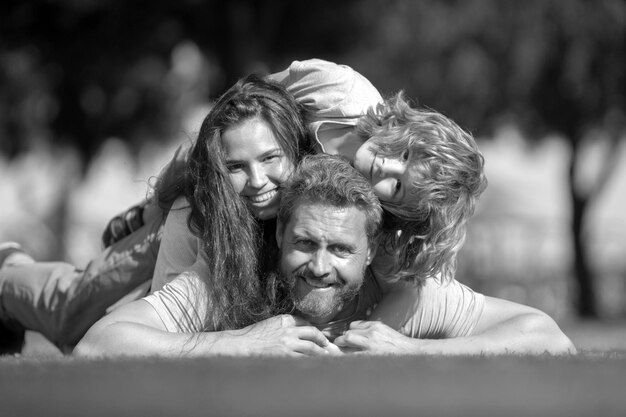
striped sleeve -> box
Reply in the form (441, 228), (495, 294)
(143, 271), (210, 333)
(370, 278), (485, 339)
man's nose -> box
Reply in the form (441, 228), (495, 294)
(247, 164), (268, 189)
(308, 250), (332, 277)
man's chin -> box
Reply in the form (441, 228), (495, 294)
(288, 274), (361, 324)
(294, 294), (343, 325)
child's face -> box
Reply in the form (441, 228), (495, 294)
(353, 139), (419, 206)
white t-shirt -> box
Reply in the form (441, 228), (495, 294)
(144, 272), (484, 339)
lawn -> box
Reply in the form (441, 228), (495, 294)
(17, 318), (626, 357)
(1, 354), (625, 417)
(2, 320), (626, 417)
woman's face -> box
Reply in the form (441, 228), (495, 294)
(353, 139), (418, 205)
(221, 116), (294, 220)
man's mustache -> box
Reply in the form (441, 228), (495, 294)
(290, 270), (338, 286)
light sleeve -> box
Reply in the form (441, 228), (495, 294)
(151, 196), (202, 292)
(267, 58), (383, 119)
(370, 278), (485, 339)
(143, 270), (211, 333)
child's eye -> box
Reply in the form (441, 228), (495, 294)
(263, 154), (280, 163)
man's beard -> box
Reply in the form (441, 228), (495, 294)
(282, 269), (364, 324)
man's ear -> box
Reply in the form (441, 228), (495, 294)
(366, 233), (382, 266)
(275, 219), (284, 249)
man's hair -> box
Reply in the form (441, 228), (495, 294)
(277, 154), (382, 246)
(356, 91), (488, 284)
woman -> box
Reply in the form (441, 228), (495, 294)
(0, 74), (314, 351)
(148, 73), (314, 330)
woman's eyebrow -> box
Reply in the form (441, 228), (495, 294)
(225, 148), (282, 164)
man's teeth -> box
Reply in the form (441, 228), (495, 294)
(248, 189), (277, 203)
(304, 277), (333, 288)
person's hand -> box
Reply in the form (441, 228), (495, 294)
(333, 320), (419, 355)
(232, 315), (342, 357)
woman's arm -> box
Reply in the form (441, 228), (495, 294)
(150, 197), (199, 292)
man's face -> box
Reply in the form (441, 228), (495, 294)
(277, 201), (375, 325)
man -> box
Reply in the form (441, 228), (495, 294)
(74, 154), (575, 357)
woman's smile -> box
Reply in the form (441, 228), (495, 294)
(246, 188), (278, 204)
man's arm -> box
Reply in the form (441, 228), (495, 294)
(74, 299), (337, 358)
(74, 270), (338, 358)
(334, 283), (575, 356)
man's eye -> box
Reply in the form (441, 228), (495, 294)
(263, 154), (281, 163)
(331, 245), (352, 256)
(296, 239), (315, 250)
(395, 180), (402, 193)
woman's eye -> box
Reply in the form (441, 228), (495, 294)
(402, 150), (409, 161)
(227, 163), (244, 172)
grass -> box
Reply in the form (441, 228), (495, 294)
(2, 354), (626, 417)
(17, 318), (626, 358)
(2, 320), (625, 416)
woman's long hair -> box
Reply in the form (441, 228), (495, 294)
(157, 74), (313, 331)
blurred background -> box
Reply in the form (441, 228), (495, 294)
(1, 0), (625, 352)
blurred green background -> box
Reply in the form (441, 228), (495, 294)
(1, 0), (625, 337)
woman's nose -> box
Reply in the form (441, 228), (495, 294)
(247, 165), (268, 189)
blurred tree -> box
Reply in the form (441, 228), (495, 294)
(347, 0), (625, 317)
(0, 0), (366, 258)
(0, 0), (367, 165)
(506, 0), (626, 317)
(1, 0), (624, 316)
(1, 0), (198, 259)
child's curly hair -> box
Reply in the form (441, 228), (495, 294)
(356, 91), (487, 285)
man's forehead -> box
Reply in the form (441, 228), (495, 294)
(288, 202), (368, 239)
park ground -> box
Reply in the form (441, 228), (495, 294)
(2, 345), (626, 417)
(15, 318), (626, 358)
(3, 318), (626, 417)
(2, 122), (626, 416)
